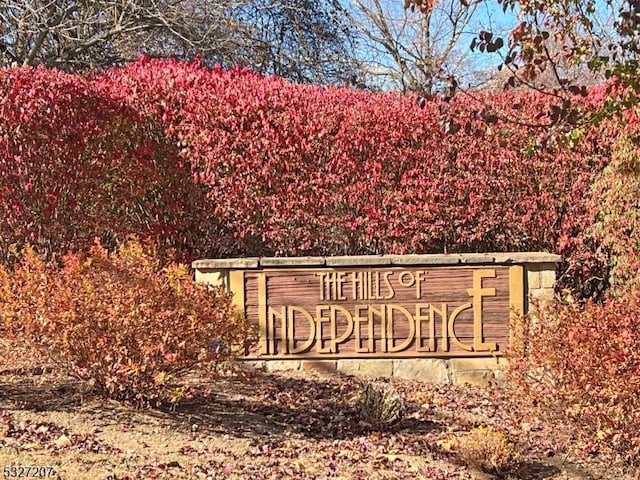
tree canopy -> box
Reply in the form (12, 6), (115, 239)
(406, 0), (640, 109)
(0, 0), (359, 85)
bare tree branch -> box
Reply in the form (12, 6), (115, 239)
(343, 0), (478, 93)
(0, 0), (359, 84)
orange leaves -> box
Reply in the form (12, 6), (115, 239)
(0, 238), (254, 407)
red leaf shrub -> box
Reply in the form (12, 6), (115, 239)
(0, 238), (254, 407)
(0, 66), (220, 265)
(588, 135), (640, 292)
(1, 58), (635, 295)
(508, 292), (640, 463)
(97, 57), (618, 293)
(507, 133), (640, 464)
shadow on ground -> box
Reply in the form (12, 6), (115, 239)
(0, 367), (626, 480)
(164, 373), (442, 441)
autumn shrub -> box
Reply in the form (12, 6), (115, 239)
(3, 59), (636, 295)
(97, 57), (620, 294)
(508, 291), (640, 463)
(357, 380), (405, 430)
(588, 134), (640, 292)
(456, 426), (520, 475)
(0, 66), (221, 266)
(0, 238), (254, 407)
(507, 132), (640, 463)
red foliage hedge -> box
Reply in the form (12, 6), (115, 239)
(0, 66), (221, 265)
(0, 238), (253, 406)
(0, 58), (632, 293)
(508, 291), (640, 463)
(98, 57), (621, 293)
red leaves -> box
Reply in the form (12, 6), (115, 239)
(1, 57), (635, 295)
(0, 65), (223, 264)
(508, 288), (640, 462)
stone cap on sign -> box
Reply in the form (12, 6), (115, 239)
(192, 252), (562, 270)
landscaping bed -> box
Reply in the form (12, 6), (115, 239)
(0, 358), (635, 480)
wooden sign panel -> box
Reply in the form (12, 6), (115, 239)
(234, 266), (523, 359)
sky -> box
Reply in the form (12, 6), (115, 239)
(341, 0), (519, 91)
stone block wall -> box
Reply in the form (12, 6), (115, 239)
(243, 356), (507, 386)
(526, 262), (557, 305)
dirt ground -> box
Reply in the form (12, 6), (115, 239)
(0, 355), (636, 480)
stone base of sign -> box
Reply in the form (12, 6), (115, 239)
(527, 262), (556, 307)
(264, 360), (302, 372)
(393, 359), (451, 383)
(239, 356), (506, 387)
(450, 357), (505, 386)
(337, 359), (394, 377)
(301, 360), (338, 373)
